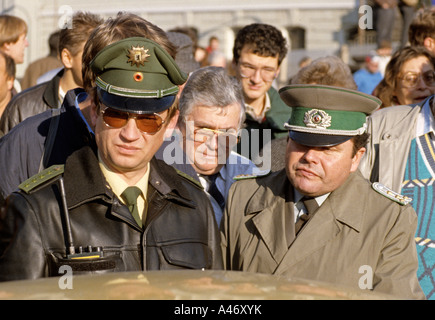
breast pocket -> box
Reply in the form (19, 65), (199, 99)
(159, 241), (210, 269)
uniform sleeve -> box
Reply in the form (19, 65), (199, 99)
(373, 205), (425, 299)
(0, 193), (47, 281)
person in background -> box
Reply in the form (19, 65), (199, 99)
(373, 46), (435, 107)
(257, 55), (358, 172)
(169, 26), (208, 67)
(157, 66), (266, 226)
(372, 0), (398, 50)
(166, 31), (200, 76)
(408, 8), (435, 55)
(0, 51), (15, 120)
(375, 40), (393, 77)
(166, 30), (200, 96)
(353, 53), (383, 95)
(0, 30), (222, 281)
(0, 14), (28, 94)
(0, 11), (103, 136)
(206, 36), (219, 54)
(20, 30), (63, 90)
(359, 9), (435, 298)
(232, 23), (289, 162)
(222, 84), (424, 299)
(398, 0), (419, 48)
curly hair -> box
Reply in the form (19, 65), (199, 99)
(232, 23), (288, 66)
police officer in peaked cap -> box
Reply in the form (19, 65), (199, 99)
(0, 37), (223, 281)
(221, 84), (424, 299)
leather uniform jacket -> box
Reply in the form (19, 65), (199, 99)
(0, 69), (63, 136)
(0, 146), (223, 281)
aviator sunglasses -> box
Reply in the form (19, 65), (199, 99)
(101, 106), (165, 135)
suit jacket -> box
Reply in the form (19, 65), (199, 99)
(155, 136), (267, 226)
(221, 169), (424, 299)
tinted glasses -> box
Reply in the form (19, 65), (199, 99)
(192, 127), (240, 146)
(101, 107), (165, 135)
(399, 71), (435, 88)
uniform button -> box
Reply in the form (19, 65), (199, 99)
(155, 180), (161, 185)
(382, 133), (392, 140)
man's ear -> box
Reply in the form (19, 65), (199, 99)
(350, 147), (366, 173)
(60, 48), (73, 69)
(89, 97), (99, 128)
(423, 37), (435, 53)
(6, 76), (14, 91)
(164, 110), (179, 139)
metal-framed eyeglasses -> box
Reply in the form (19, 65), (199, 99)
(101, 106), (166, 135)
(398, 71), (435, 88)
(190, 127), (240, 145)
(238, 62), (277, 82)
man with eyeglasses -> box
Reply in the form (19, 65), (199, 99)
(0, 32), (222, 280)
(232, 23), (289, 163)
(156, 66), (268, 226)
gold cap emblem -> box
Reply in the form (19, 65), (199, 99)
(304, 109), (332, 129)
(127, 46), (150, 67)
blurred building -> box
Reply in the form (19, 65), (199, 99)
(0, 0), (407, 86)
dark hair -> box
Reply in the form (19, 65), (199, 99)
(351, 132), (369, 157)
(232, 23), (287, 66)
(408, 9), (435, 47)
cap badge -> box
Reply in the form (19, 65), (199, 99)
(304, 109), (332, 129)
(127, 46), (150, 67)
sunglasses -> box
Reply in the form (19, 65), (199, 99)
(101, 107), (165, 135)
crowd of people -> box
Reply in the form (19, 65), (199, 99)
(0, 4), (433, 300)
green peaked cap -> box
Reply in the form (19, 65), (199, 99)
(279, 84), (381, 147)
(90, 37), (188, 113)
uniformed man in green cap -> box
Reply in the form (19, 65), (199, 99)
(221, 84), (425, 299)
(0, 36), (222, 281)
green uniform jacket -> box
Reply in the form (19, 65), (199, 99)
(221, 169), (425, 299)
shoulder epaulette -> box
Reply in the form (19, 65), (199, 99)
(175, 168), (203, 189)
(372, 182), (412, 206)
(18, 164), (64, 194)
(233, 170), (271, 181)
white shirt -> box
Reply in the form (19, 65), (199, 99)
(415, 96), (435, 138)
(293, 189), (330, 223)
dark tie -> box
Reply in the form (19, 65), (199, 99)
(295, 196), (319, 235)
(121, 186), (143, 227)
(203, 173), (225, 211)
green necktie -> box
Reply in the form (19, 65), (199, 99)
(122, 186), (142, 227)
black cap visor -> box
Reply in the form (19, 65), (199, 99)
(97, 87), (176, 114)
(289, 130), (353, 147)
